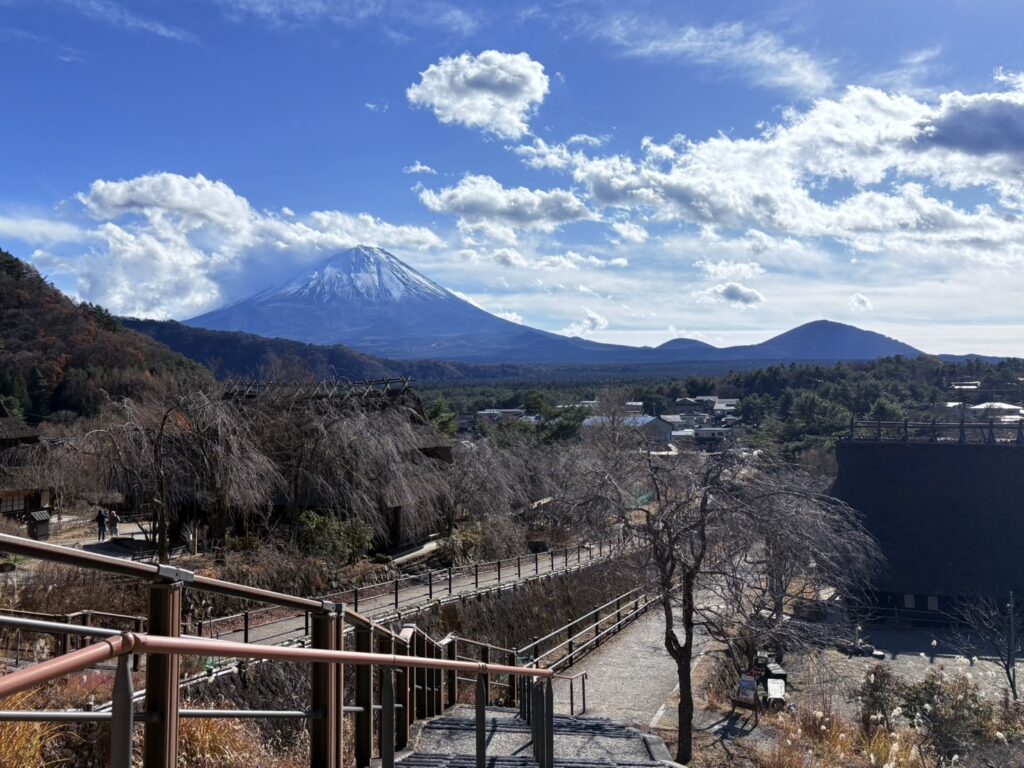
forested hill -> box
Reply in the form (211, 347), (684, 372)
(0, 250), (206, 420)
(121, 317), (545, 384)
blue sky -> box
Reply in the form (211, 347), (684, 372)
(3, 1), (1024, 354)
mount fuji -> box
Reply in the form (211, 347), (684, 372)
(185, 246), (924, 364)
(186, 246), (633, 361)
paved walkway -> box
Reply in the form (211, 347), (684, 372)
(408, 705), (661, 767)
(207, 546), (612, 647)
(551, 606), (706, 732)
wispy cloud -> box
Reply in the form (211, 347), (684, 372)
(55, 0), (197, 42)
(0, 26), (85, 62)
(593, 15), (832, 98)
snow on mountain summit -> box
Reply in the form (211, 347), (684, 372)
(271, 246), (450, 304)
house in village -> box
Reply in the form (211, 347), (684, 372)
(582, 414), (675, 445)
(0, 402), (51, 539)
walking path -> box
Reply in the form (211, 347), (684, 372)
(208, 545), (616, 647)
(550, 606), (707, 732)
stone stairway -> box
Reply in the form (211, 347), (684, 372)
(401, 706), (670, 768)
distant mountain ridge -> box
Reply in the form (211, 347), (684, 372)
(185, 245), (925, 364)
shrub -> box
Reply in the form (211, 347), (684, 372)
(901, 669), (993, 759)
(296, 512), (372, 565)
(855, 662), (906, 733)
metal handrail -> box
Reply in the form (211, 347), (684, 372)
(0, 621), (556, 768)
(521, 587), (644, 655)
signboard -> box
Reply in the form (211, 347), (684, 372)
(736, 674), (758, 706)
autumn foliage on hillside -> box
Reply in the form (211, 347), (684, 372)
(0, 249), (205, 420)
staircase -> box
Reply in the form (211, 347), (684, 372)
(401, 706), (670, 768)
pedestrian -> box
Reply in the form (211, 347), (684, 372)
(108, 510), (120, 538)
(94, 509), (107, 541)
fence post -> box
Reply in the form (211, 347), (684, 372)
(569, 677), (575, 717)
(428, 571), (433, 600)
(517, 556), (521, 578)
(448, 567), (453, 595)
(474, 563), (479, 589)
(354, 626), (373, 768)
(353, 587), (359, 614)
(535, 553), (539, 575)
(446, 637), (458, 708)
(581, 674), (587, 714)
(310, 609), (339, 768)
(497, 559), (502, 584)
(243, 610), (250, 644)
(111, 653), (134, 768)
(144, 579), (183, 768)
(550, 551), (555, 570)
(476, 673), (487, 768)
(395, 579), (400, 610)
(381, 665), (396, 768)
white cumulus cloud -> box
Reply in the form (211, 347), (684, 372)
(849, 292), (873, 311)
(403, 160), (437, 175)
(560, 307), (609, 337)
(697, 281), (765, 308)
(407, 50), (549, 139)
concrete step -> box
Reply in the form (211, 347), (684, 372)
(399, 754), (663, 768)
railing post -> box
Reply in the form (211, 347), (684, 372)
(544, 677), (554, 768)
(111, 652), (134, 768)
(334, 610), (346, 766)
(355, 626), (373, 768)
(497, 559), (501, 584)
(353, 587), (359, 614)
(428, 571), (433, 600)
(480, 645), (489, 706)
(475, 673), (487, 768)
(531, 680), (543, 763)
(243, 610), (250, 644)
(395, 579), (400, 610)
(569, 677), (575, 717)
(414, 632), (427, 718)
(550, 551), (555, 571)
(144, 579), (182, 768)
(534, 553), (539, 575)
(305, 610), (310, 637)
(577, 544), (581, 563)
(446, 637), (457, 708)
(474, 563), (479, 589)
(432, 641), (442, 715)
(517, 555), (522, 578)
(448, 566), (453, 595)
(616, 598), (622, 628)
(133, 616), (143, 672)
(581, 673), (587, 714)
(381, 665), (396, 768)
(396, 637), (410, 750)
(593, 608), (601, 647)
(310, 609), (339, 768)
(508, 651), (516, 708)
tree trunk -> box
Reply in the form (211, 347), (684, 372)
(675, 647), (695, 764)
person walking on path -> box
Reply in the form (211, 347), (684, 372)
(107, 510), (120, 538)
(94, 510), (107, 541)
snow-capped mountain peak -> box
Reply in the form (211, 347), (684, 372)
(270, 246), (450, 304)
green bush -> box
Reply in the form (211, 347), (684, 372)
(296, 512), (372, 565)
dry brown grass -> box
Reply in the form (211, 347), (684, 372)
(758, 709), (926, 768)
(0, 689), (65, 768)
(177, 714), (306, 768)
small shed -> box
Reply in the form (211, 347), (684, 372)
(26, 509), (51, 541)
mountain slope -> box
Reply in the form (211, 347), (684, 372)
(187, 246), (530, 359)
(718, 320), (922, 360)
(0, 250), (205, 419)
